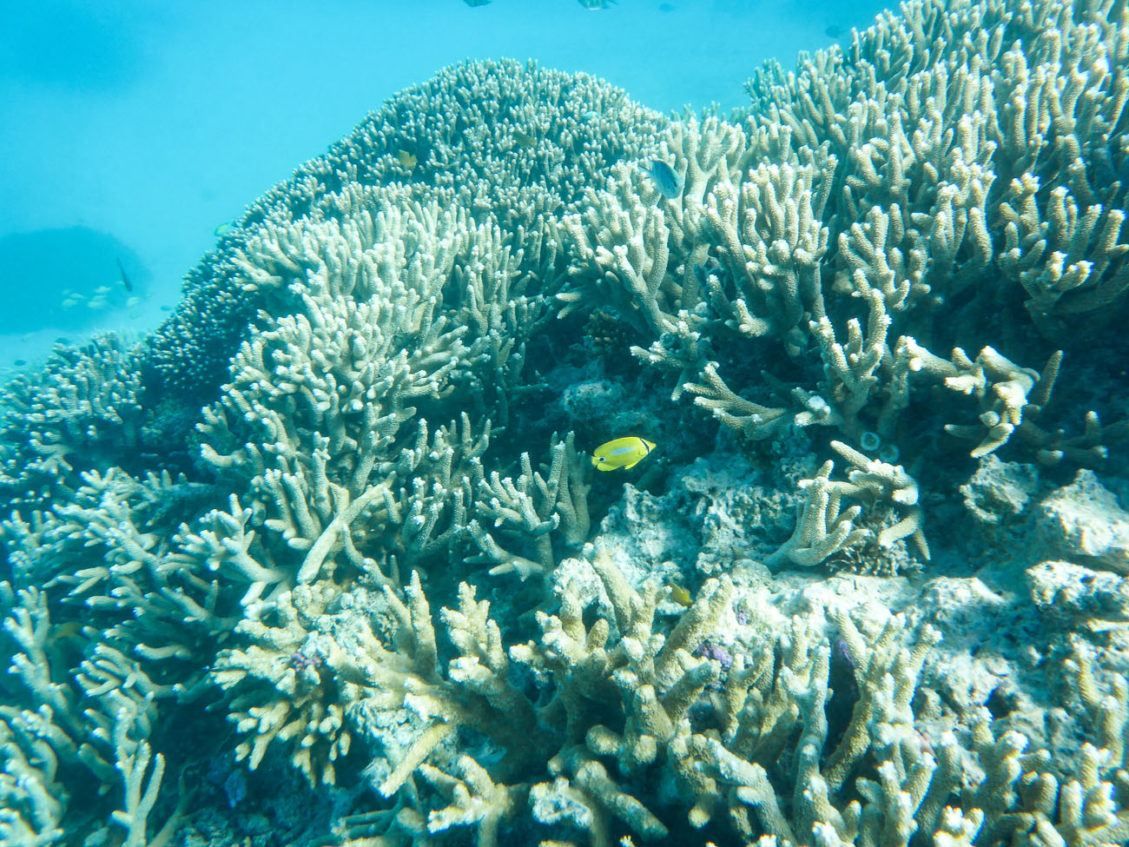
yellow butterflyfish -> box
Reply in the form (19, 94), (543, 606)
(591, 436), (655, 471)
(396, 149), (418, 170)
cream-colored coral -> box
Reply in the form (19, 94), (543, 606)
(565, 0), (1128, 473)
(0, 584), (182, 847)
(466, 432), (591, 579)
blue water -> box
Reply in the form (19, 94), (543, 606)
(0, 0), (883, 367)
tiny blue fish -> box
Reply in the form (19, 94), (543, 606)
(648, 160), (682, 200)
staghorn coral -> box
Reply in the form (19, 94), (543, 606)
(559, 0), (1128, 481)
(212, 569), (553, 793)
(0, 582), (185, 847)
(0, 335), (146, 514)
(142, 60), (666, 407)
(768, 440), (929, 570)
(212, 583), (365, 787)
(465, 431), (592, 580)
(192, 185), (552, 606)
(742, 0), (1129, 332)
(327, 548), (1129, 847)
(2, 0), (1128, 843)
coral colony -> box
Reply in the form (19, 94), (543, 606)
(3, 0), (1129, 844)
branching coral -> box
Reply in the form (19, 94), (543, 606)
(0, 583), (184, 847)
(769, 440), (928, 569)
(561, 0), (1129, 480)
(0, 335), (145, 513)
(143, 60), (665, 405)
(330, 550), (1129, 847)
(2, 3), (1128, 845)
(192, 186), (558, 605)
(212, 585), (359, 786)
(465, 431), (591, 579)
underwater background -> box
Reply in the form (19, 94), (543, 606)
(2, 0), (1129, 846)
(0, 0), (882, 369)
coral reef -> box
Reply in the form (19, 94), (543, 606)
(142, 59), (667, 408)
(2, 0), (1129, 845)
(561, 0), (1129, 489)
(0, 336), (145, 512)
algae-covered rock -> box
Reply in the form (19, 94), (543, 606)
(960, 456), (1040, 526)
(1035, 469), (1129, 573)
(1027, 560), (1129, 627)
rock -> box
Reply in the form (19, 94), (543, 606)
(959, 456), (1039, 525)
(1026, 560), (1129, 626)
(1034, 470), (1129, 573)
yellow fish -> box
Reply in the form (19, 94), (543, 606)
(668, 582), (693, 607)
(591, 436), (655, 471)
(396, 149), (418, 170)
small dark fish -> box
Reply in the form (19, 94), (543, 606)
(825, 24), (844, 38)
(648, 159), (682, 200)
(115, 257), (133, 293)
(160, 305), (173, 312)
(464, 0), (490, 5)
(13, 358), (27, 366)
(826, 636), (860, 748)
(658, 2), (675, 10)
(693, 256), (722, 288)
